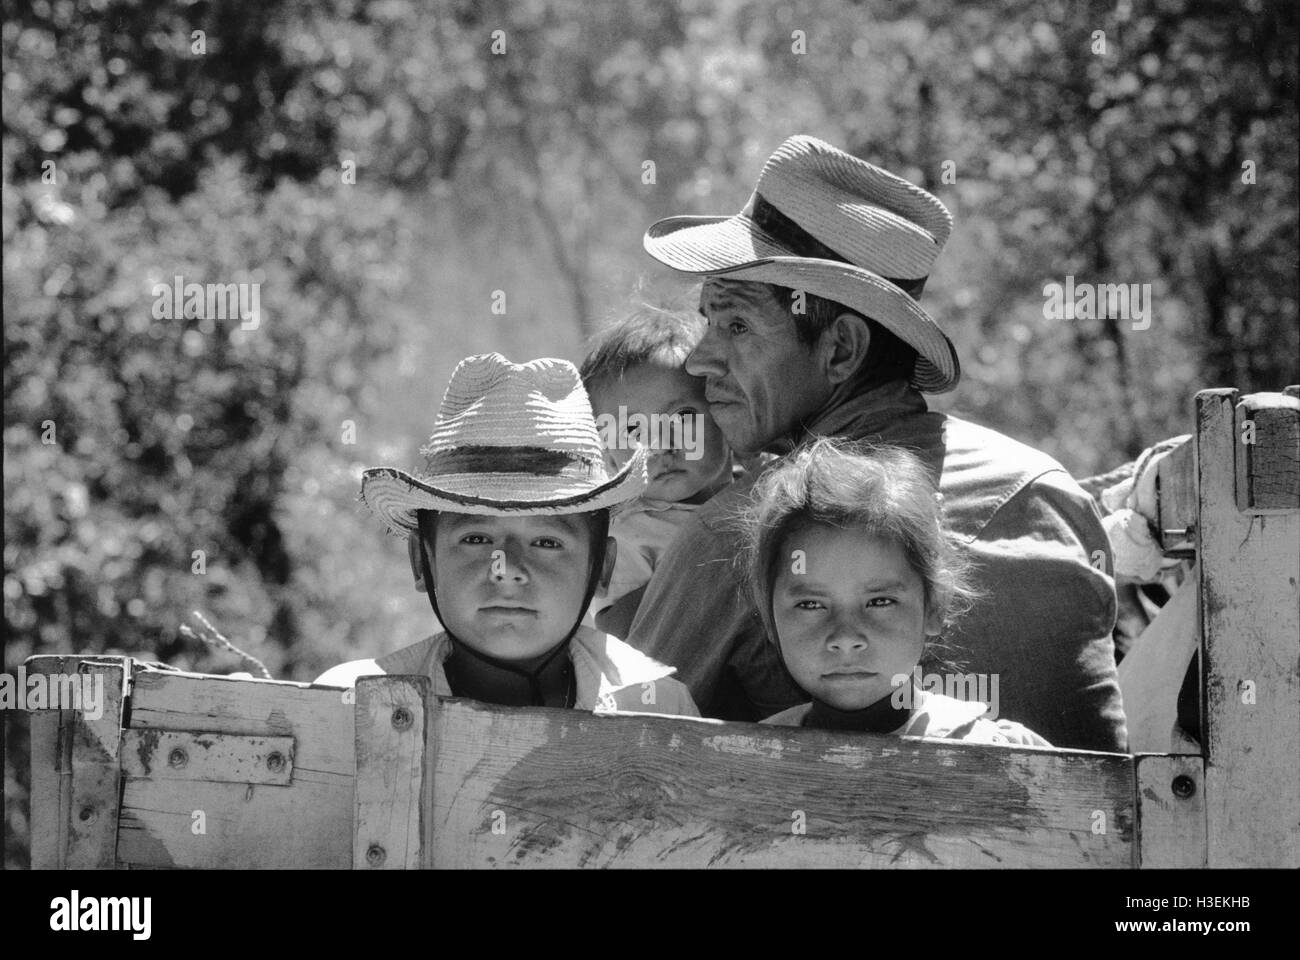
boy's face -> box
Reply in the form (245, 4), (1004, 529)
(772, 521), (941, 712)
(422, 513), (598, 660)
(588, 363), (732, 504)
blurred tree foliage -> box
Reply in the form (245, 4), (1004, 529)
(3, 0), (1296, 866)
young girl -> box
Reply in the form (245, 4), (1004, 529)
(742, 437), (1051, 746)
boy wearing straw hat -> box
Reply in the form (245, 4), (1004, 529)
(315, 353), (699, 717)
(626, 135), (1127, 750)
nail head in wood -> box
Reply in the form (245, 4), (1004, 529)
(1172, 774), (1196, 799)
(168, 748), (188, 768)
(366, 843), (386, 867)
(391, 707), (413, 731)
(266, 751), (285, 773)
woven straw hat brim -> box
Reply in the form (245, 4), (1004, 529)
(361, 446), (649, 536)
(645, 218), (958, 393)
(644, 213), (800, 275)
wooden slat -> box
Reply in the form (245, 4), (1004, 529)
(1135, 754), (1207, 868)
(66, 660), (127, 869)
(1156, 437), (1196, 552)
(429, 700), (1137, 869)
(120, 730), (294, 785)
(353, 676), (431, 869)
(1234, 392), (1300, 513)
(1196, 389), (1300, 867)
(117, 668), (354, 869)
(25, 654), (117, 868)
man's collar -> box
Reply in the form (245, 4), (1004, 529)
(763, 378), (928, 456)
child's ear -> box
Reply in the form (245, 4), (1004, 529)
(407, 531), (427, 593)
(923, 603), (943, 637)
(599, 536), (618, 592)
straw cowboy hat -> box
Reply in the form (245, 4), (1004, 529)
(361, 354), (647, 534)
(643, 134), (960, 393)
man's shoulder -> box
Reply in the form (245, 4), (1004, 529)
(940, 415), (1069, 483)
(936, 415), (1089, 541)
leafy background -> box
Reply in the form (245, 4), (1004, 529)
(3, 0), (1296, 867)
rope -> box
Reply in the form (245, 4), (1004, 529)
(178, 610), (273, 679)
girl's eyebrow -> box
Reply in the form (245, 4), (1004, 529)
(777, 579), (830, 595)
(779, 578), (910, 594)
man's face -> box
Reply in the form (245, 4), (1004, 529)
(424, 513), (594, 659)
(686, 278), (833, 455)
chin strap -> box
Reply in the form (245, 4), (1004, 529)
(416, 511), (610, 707)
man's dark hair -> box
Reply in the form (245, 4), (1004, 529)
(764, 283), (918, 389)
(579, 303), (705, 390)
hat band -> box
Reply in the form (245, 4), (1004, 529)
(424, 444), (603, 479)
(743, 192), (927, 300)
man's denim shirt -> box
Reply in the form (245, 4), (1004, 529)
(624, 381), (1128, 752)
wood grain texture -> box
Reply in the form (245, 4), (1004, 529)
(353, 676), (430, 869)
(66, 660), (127, 868)
(429, 700), (1137, 869)
(1197, 389), (1300, 867)
(1156, 438), (1196, 551)
(25, 655), (102, 868)
(117, 667), (354, 869)
(120, 730), (295, 785)
(1135, 754), (1207, 868)
(1234, 393), (1300, 513)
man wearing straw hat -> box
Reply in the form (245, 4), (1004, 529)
(628, 135), (1126, 751)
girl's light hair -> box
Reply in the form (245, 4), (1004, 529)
(740, 437), (978, 666)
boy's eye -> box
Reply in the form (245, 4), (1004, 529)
(866, 597), (896, 608)
(459, 534), (491, 545)
(532, 537), (564, 549)
(727, 320), (749, 335)
(793, 599), (825, 610)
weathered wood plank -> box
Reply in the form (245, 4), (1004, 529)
(1135, 754), (1207, 868)
(117, 667), (354, 869)
(1196, 389), (1300, 867)
(120, 730), (295, 785)
(430, 700), (1137, 869)
(25, 654), (113, 868)
(1156, 437), (1196, 553)
(1234, 393), (1300, 513)
(1118, 575), (1201, 754)
(67, 660), (127, 869)
(353, 676), (430, 869)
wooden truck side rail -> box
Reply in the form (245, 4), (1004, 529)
(25, 388), (1299, 868)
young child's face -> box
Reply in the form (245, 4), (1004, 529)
(425, 513), (595, 660)
(772, 521), (942, 712)
(588, 363), (732, 504)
